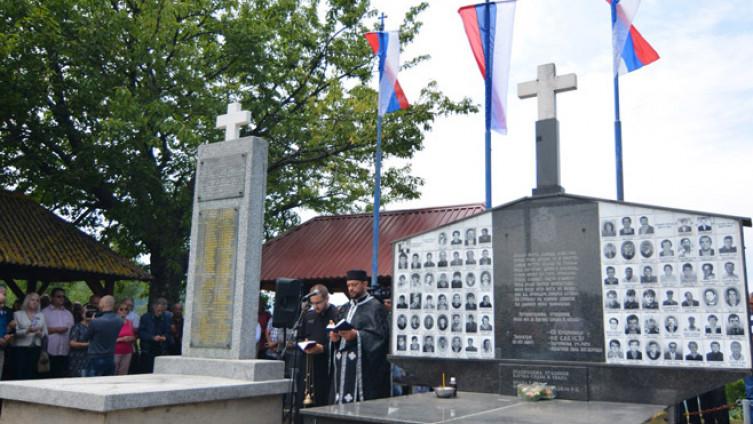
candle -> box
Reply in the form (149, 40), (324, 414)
(442, 373), (446, 388)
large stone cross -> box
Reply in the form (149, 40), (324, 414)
(216, 102), (251, 141)
(517, 63), (577, 121)
(517, 63), (577, 196)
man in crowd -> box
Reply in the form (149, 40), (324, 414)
(83, 296), (123, 376)
(169, 303), (184, 355)
(300, 284), (338, 407)
(42, 288), (75, 378)
(0, 287), (13, 380)
(89, 294), (102, 311)
(329, 270), (389, 404)
(139, 297), (172, 373)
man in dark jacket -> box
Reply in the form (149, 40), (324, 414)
(139, 298), (172, 373)
(84, 296), (123, 376)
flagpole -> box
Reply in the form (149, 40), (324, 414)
(484, 0), (492, 210)
(371, 13), (387, 288)
(611, 0), (625, 201)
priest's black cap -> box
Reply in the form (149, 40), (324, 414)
(346, 269), (368, 281)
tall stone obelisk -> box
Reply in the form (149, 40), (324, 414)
(181, 102), (268, 359)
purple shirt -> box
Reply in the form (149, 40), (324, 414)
(42, 305), (74, 356)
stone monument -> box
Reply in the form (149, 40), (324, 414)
(0, 103), (288, 424)
(384, 63), (752, 407)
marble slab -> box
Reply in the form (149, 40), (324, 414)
(300, 392), (664, 424)
(0, 373), (288, 413)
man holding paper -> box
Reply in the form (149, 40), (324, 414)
(329, 270), (390, 404)
(298, 284), (338, 407)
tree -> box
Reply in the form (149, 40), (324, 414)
(0, 0), (475, 302)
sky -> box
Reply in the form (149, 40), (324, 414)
(346, 0), (753, 284)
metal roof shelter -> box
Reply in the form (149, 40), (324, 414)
(260, 204), (485, 291)
(0, 191), (151, 299)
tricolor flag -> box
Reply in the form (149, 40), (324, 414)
(364, 31), (410, 116)
(458, 1), (516, 134)
(610, 0), (659, 75)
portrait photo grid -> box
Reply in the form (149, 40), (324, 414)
(392, 214), (495, 359)
(599, 203), (750, 369)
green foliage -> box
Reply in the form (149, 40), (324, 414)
(0, 0), (476, 301)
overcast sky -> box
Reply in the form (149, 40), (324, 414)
(350, 0), (752, 283)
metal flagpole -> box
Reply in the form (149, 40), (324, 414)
(484, 0), (493, 210)
(371, 13), (387, 288)
(611, 0), (625, 201)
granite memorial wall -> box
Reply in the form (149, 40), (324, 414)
(390, 194), (751, 403)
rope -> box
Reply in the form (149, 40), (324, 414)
(682, 403), (736, 418)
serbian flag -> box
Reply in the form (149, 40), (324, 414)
(364, 31), (409, 116)
(610, 0), (659, 75)
(458, 1), (516, 134)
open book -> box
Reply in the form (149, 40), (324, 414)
(297, 340), (317, 351)
(326, 319), (354, 332)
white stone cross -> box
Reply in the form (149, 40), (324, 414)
(215, 102), (251, 141)
(517, 63), (577, 121)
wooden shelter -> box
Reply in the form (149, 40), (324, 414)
(0, 191), (151, 299)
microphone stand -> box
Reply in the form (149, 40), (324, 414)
(283, 300), (311, 424)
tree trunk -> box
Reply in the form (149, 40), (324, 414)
(148, 245), (187, 307)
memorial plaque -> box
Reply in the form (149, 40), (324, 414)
(392, 213), (495, 359)
(495, 198), (605, 361)
(499, 364), (589, 401)
(190, 207), (238, 348)
(599, 202), (751, 368)
(197, 155), (247, 202)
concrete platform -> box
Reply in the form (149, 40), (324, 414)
(300, 392), (666, 424)
(0, 358), (289, 424)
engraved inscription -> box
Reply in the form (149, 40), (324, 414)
(511, 251), (602, 356)
(197, 155), (247, 202)
(191, 208), (238, 348)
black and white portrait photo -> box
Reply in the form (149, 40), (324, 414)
(638, 216), (655, 235)
(719, 235), (737, 254)
(396, 335), (406, 351)
(397, 314), (407, 330)
(465, 228), (476, 246)
(437, 314), (449, 331)
(602, 220), (617, 237)
(410, 293), (421, 310)
(620, 217), (635, 236)
(423, 336), (435, 353)
(621, 241), (636, 260)
(423, 315), (434, 330)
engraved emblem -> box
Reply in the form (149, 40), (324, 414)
(532, 207), (556, 244)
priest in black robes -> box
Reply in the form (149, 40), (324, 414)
(329, 270), (390, 404)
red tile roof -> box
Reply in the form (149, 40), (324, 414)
(261, 203), (485, 284)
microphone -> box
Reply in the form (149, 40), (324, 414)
(302, 290), (320, 302)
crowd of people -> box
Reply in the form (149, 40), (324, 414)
(0, 286), (184, 380)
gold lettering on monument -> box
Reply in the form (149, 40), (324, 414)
(191, 208), (238, 348)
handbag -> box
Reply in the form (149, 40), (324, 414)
(37, 335), (50, 374)
(37, 351), (50, 374)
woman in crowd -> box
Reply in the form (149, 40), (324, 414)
(68, 304), (95, 377)
(12, 293), (47, 379)
(114, 300), (136, 375)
